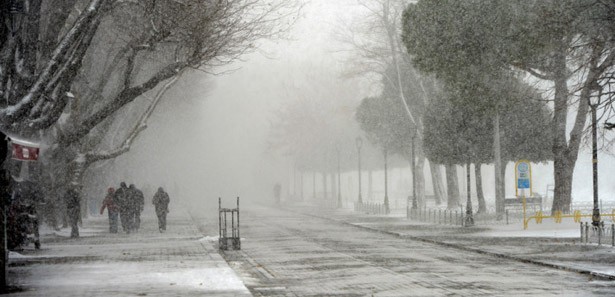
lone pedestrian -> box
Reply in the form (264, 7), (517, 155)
(114, 182), (131, 233)
(65, 185), (81, 238)
(152, 187), (170, 232)
(128, 184), (144, 231)
(100, 187), (119, 233)
(273, 183), (281, 205)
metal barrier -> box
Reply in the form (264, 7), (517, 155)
(524, 209), (615, 229)
(408, 207), (464, 226)
(580, 222), (615, 247)
(354, 202), (388, 215)
(218, 197), (240, 250)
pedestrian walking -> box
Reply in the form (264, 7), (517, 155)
(128, 184), (144, 231)
(274, 183), (281, 205)
(114, 182), (132, 233)
(65, 185), (81, 238)
(152, 187), (170, 232)
(100, 187), (119, 233)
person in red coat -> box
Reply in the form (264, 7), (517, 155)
(100, 187), (119, 233)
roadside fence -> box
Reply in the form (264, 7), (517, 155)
(354, 202), (388, 215)
(580, 222), (615, 247)
(408, 207), (465, 226)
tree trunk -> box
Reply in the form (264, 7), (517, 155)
(415, 149), (426, 208)
(429, 161), (445, 205)
(549, 42), (588, 214)
(322, 171), (328, 200)
(501, 162), (507, 199)
(384, 150), (389, 213)
(368, 170), (373, 201)
(475, 163), (486, 214)
(0, 132), (9, 291)
(445, 164), (460, 209)
(330, 171), (336, 204)
(494, 111), (504, 216)
(300, 171), (304, 201)
(552, 157), (573, 213)
(313, 171), (316, 200)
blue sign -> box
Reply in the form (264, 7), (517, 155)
(517, 179), (530, 189)
(515, 160), (532, 195)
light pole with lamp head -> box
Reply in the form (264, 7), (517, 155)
(356, 137), (363, 205)
(411, 131), (417, 213)
(384, 148), (390, 214)
(8, 0), (25, 35)
(464, 162), (474, 227)
(336, 146), (341, 208)
(590, 87), (601, 227)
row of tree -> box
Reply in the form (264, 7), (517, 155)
(0, 0), (298, 289)
(270, 0), (614, 217)
(402, 0), (615, 213)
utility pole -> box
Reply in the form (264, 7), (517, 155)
(465, 162), (474, 227)
(590, 95), (600, 226)
(384, 149), (390, 214)
(356, 137), (363, 204)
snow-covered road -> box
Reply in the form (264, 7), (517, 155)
(218, 204), (615, 296)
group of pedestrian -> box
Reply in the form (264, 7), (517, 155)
(100, 182), (152, 234)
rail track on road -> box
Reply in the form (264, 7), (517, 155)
(192, 205), (615, 296)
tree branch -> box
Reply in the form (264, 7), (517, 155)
(60, 61), (187, 145)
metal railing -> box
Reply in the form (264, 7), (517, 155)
(354, 202), (388, 215)
(580, 222), (615, 246)
(408, 207), (465, 226)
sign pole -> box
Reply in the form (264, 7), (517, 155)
(515, 160), (532, 230)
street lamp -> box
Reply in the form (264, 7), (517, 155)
(464, 162), (474, 227)
(411, 132), (417, 212)
(336, 146), (341, 208)
(8, 0), (25, 35)
(356, 137), (363, 204)
(384, 148), (390, 214)
(590, 88), (601, 227)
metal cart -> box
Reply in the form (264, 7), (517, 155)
(218, 197), (240, 250)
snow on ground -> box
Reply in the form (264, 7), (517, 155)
(477, 220), (583, 238)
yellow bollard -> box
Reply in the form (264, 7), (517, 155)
(535, 211), (543, 224)
(554, 211), (563, 223)
(573, 210), (582, 223)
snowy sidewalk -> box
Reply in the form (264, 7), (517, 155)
(287, 204), (615, 281)
(8, 205), (252, 296)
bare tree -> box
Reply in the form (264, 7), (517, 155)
(334, 0), (447, 206)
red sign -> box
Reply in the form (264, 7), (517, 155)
(11, 141), (39, 161)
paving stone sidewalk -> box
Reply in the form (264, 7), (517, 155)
(7, 205), (252, 297)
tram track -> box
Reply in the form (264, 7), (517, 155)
(189, 204), (615, 296)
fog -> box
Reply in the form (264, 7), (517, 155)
(98, 0), (615, 214)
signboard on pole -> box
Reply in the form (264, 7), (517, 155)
(515, 160), (532, 197)
(10, 138), (40, 161)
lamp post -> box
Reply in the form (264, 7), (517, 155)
(464, 162), (474, 227)
(336, 147), (341, 208)
(384, 148), (390, 214)
(356, 137), (363, 204)
(590, 90), (601, 227)
(411, 132), (417, 211)
(8, 0), (25, 35)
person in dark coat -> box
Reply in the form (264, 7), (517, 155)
(100, 187), (119, 233)
(152, 187), (170, 232)
(114, 182), (131, 233)
(128, 184), (144, 232)
(65, 185), (81, 238)
(273, 183), (281, 205)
